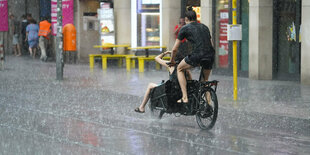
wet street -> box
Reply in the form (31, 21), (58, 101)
(0, 56), (310, 155)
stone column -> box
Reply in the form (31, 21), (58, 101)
(75, 0), (81, 61)
(200, 0), (213, 33)
(301, 1), (310, 84)
(248, 0), (273, 80)
(162, 0), (182, 50)
(114, 0), (131, 54)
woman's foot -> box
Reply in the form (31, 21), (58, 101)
(177, 98), (188, 104)
(134, 107), (145, 113)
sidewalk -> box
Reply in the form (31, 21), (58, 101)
(1, 56), (310, 135)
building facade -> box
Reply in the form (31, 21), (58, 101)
(114, 0), (310, 84)
(2, 0), (309, 84)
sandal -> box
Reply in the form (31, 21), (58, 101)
(177, 98), (188, 104)
(134, 107), (145, 113)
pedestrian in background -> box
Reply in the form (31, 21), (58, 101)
(21, 14), (29, 55)
(174, 17), (185, 40)
(10, 14), (21, 56)
(26, 13), (33, 23)
(25, 19), (39, 59)
(0, 32), (4, 70)
(38, 17), (51, 62)
(174, 17), (191, 63)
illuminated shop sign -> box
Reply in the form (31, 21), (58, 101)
(142, 0), (160, 4)
(192, 7), (201, 22)
(137, 0), (160, 13)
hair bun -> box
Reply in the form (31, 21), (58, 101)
(187, 6), (193, 11)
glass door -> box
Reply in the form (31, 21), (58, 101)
(273, 0), (301, 80)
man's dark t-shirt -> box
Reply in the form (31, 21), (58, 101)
(178, 22), (214, 58)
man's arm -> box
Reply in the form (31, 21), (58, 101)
(170, 39), (182, 63)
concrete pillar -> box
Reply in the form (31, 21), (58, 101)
(75, 0), (81, 61)
(301, 1), (310, 84)
(248, 0), (273, 80)
(162, 0), (182, 50)
(200, 0), (213, 34)
(114, 0), (131, 54)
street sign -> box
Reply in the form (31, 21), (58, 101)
(227, 24), (242, 41)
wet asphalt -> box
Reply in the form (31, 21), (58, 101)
(0, 56), (309, 155)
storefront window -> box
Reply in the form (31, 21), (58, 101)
(273, 0), (301, 80)
(215, 0), (229, 68)
(136, 0), (160, 46)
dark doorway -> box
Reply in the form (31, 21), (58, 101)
(40, 0), (51, 19)
(273, 0), (301, 81)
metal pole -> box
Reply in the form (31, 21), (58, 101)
(25, 0), (28, 14)
(56, 0), (64, 80)
(232, 0), (238, 101)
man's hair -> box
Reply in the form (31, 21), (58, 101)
(185, 6), (197, 21)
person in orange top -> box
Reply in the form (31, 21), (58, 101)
(38, 17), (51, 62)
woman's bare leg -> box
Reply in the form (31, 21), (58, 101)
(138, 83), (157, 111)
(177, 59), (192, 103)
(17, 44), (21, 56)
(13, 45), (17, 55)
(29, 47), (32, 56)
(33, 47), (36, 59)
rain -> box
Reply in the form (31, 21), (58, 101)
(0, 0), (310, 155)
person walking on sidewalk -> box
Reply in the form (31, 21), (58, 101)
(10, 14), (21, 56)
(38, 17), (51, 62)
(25, 19), (39, 59)
(21, 14), (29, 55)
(0, 32), (4, 70)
